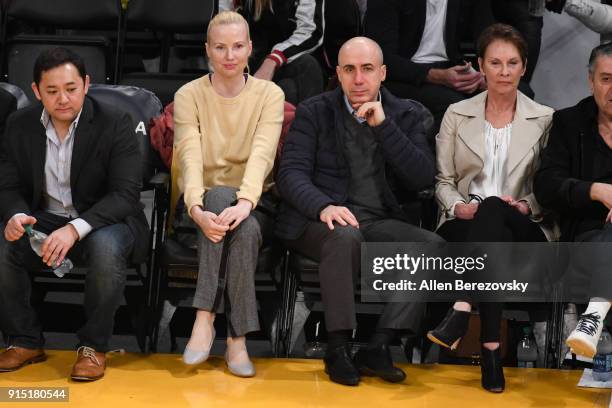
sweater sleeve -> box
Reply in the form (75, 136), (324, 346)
(269, 0), (324, 66)
(173, 86), (206, 215)
(236, 85), (285, 207)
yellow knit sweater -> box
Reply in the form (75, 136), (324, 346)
(174, 75), (284, 213)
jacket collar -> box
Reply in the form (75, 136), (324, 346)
(450, 90), (553, 174)
(450, 90), (552, 119)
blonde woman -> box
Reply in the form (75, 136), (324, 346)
(173, 11), (284, 377)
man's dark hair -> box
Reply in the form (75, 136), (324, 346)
(33, 47), (87, 85)
(588, 42), (612, 75)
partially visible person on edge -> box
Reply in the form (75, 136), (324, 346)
(276, 36), (443, 387)
(429, 24), (555, 393)
(220, 0), (325, 105)
(174, 11), (284, 378)
(0, 47), (148, 381)
(364, 0), (496, 132)
(534, 42), (612, 359)
(547, 0), (612, 43)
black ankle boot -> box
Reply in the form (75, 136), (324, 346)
(480, 346), (505, 393)
(427, 308), (470, 349)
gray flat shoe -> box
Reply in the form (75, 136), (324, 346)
(183, 328), (215, 365)
(224, 351), (255, 377)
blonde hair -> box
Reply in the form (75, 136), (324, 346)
(206, 11), (250, 43)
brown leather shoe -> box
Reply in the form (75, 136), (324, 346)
(70, 346), (106, 381)
(0, 346), (46, 372)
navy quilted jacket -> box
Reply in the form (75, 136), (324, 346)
(275, 87), (435, 240)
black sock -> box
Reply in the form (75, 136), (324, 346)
(369, 328), (395, 348)
(327, 330), (351, 350)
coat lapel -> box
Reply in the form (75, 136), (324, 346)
(70, 97), (95, 189)
(506, 92), (548, 174)
(454, 91), (486, 164)
(30, 109), (46, 205)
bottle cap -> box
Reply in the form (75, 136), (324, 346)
(24, 224), (34, 237)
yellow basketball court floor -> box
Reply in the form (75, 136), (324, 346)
(0, 350), (609, 407)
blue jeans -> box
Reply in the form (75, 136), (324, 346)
(0, 211), (134, 352)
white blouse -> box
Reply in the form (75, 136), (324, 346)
(468, 121), (512, 201)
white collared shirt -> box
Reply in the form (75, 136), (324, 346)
(40, 108), (92, 240)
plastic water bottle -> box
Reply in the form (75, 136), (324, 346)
(24, 225), (73, 278)
(593, 328), (612, 382)
(517, 326), (538, 368)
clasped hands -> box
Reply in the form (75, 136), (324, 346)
(454, 196), (531, 220)
(191, 199), (253, 243)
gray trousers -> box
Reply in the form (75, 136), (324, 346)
(193, 186), (270, 337)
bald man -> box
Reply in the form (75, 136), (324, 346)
(276, 37), (442, 386)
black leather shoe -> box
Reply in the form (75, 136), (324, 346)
(427, 308), (470, 350)
(323, 345), (360, 386)
(354, 344), (406, 383)
(480, 346), (505, 393)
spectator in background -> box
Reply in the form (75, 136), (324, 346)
(365, 0), (494, 132)
(492, 0), (544, 83)
(547, 0), (612, 43)
(220, 0), (325, 105)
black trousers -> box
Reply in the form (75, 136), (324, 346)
(274, 54), (324, 106)
(284, 217), (444, 333)
(574, 223), (612, 300)
(0, 211), (134, 352)
(436, 197), (547, 342)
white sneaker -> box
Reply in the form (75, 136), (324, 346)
(565, 312), (604, 358)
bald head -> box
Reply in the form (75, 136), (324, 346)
(338, 37), (384, 67)
(336, 37), (387, 109)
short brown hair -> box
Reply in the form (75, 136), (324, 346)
(477, 23), (528, 65)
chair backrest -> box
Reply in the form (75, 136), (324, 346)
(87, 84), (163, 188)
(5, 0), (121, 29)
(126, 0), (215, 32)
(0, 82), (29, 109)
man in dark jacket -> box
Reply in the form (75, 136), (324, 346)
(534, 42), (612, 360)
(277, 37), (442, 386)
(0, 48), (147, 381)
(365, 0), (495, 131)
